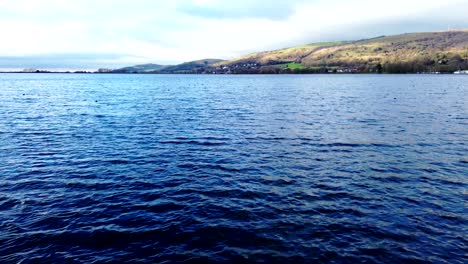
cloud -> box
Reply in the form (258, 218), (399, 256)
(178, 0), (307, 20)
(0, 0), (466, 69)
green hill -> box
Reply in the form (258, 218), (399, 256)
(159, 59), (224, 74)
(216, 30), (468, 73)
(112, 59), (224, 74)
(112, 63), (168, 73)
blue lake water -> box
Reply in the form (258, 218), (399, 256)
(0, 73), (466, 263)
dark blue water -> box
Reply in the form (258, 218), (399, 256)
(0, 73), (466, 263)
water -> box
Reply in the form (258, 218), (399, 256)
(0, 73), (466, 263)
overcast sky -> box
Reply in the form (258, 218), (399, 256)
(0, 0), (467, 70)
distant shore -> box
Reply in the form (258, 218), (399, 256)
(1, 71), (467, 75)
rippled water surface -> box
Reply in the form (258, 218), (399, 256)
(0, 74), (466, 263)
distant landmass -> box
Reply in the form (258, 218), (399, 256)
(111, 30), (467, 74)
(112, 63), (167, 73)
(5, 30), (467, 74)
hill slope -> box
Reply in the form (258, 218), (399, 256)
(159, 59), (224, 74)
(112, 63), (169, 73)
(112, 59), (224, 74)
(216, 30), (468, 73)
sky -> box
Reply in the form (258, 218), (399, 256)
(0, 0), (467, 70)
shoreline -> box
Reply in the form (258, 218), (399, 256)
(0, 71), (465, 75)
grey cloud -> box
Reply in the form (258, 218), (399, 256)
(178, 0), (308, 20)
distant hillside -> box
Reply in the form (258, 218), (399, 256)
(112, 59), (224, 74)
(218, 41), (347, 66)
(113, 30), (468, 74)
(112, 63), (169, 73)
(216, 30), (468, 73)
(159, 59), (224, 74)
